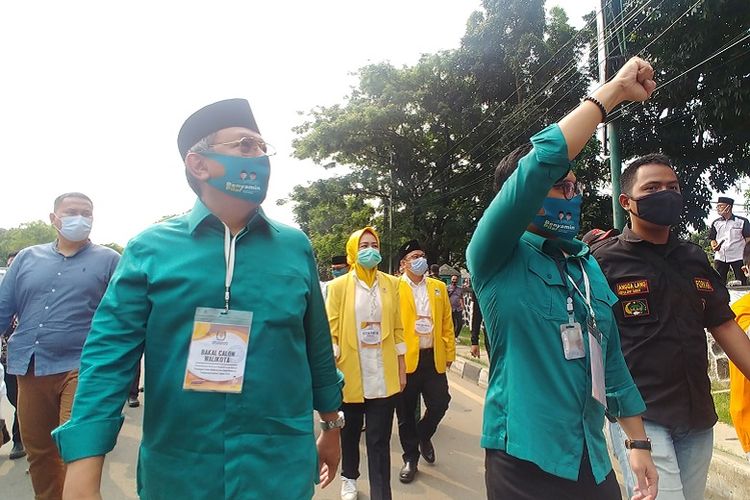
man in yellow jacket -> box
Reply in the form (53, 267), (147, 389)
(395, 240), (454, 484)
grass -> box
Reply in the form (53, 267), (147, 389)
(455, 325), (490, 367)
(713, 391), (732, 426)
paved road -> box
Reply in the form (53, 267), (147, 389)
(0, 372), (487, 499)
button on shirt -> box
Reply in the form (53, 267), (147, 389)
(466, 124), (645, 483)
(402, 274), (433, 350)
(53, 201), (342, 500)
(592, 227), (735, 431)
(0, 241), (120, 376)
(708, 215), (750, 262)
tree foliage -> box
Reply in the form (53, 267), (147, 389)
(290, 0), (750, 265)
(278, 176), (375, 279)
(588, 0), (750, 230)
(292, 0), (589, 266)
(0, 221), (57, 260)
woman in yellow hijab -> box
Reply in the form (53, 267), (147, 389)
(325, 226), (405, 500)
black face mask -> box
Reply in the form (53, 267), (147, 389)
(630, 190), (683, 226)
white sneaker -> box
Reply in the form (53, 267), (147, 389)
(340, 477), (358, 500)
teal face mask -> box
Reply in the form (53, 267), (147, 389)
(201, 152), (270, 204)
(531, 195), (582, 240)
(331, 267), (349, 278)
(357, 248), (382, 269)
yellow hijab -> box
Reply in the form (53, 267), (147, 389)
(345, 226), (381, 287)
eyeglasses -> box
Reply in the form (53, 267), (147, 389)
(208, 136), (276, 157)
(552, 180), (584, 200)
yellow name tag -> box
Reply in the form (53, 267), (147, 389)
(183, 307), (252, 393)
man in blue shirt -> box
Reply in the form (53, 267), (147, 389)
(0, 192), (120, 500)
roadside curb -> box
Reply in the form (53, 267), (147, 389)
(453, 348), (750, 498)
(451, 354), (489, 388)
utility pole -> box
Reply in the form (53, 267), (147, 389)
(388, 153), (394, 274)
(598, 0), (627, 230)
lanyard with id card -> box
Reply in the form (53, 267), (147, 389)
(359, 322), (382, 348)
(565, 261), (607, 408)
(183, 225), (253, 394)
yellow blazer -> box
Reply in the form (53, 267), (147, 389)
(730, 294), (750, 453)
(326, 271), (404, 403)
(399, 276), (455, 374)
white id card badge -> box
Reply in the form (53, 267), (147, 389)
(560, 322), (585, 360)
(183, 307), (252, 393)
(359, 322), (382, 348)
(589, 332), (607, 408)
(415, 316), (433, 336)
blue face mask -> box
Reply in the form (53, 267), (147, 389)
(201, 152), (270, 204)
(331, 267), (349, 278)
(56, 215), (93, 242)
(357, 248), (382, 269)
(531, 195), (582, 240)
(409, 257), (428, 276)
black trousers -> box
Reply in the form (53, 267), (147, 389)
(129, 360), (141, 399)
(341, 394), (398, 500)
(4, 369), (22, 446)
(715, 259), (747, 285)
(396, 349), (451, 463)
(485, 448), (621, 500)
(452, 309), (463, 338)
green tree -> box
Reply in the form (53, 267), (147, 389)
(0, 220), (57, 259)
(279, 176), (375, 279)
(587, 0), (750, 230)
(102, 242), (124, 254)
(292, 0), (591, 265)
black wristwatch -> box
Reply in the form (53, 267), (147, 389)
(625, 438), (652, 451)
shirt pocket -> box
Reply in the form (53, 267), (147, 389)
(526, 253), (568, 321)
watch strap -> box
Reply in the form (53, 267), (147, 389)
(625, 438), (652, 451)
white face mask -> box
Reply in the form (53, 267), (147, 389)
(55, 215), (93, 242)
(409, 257), (428, 276)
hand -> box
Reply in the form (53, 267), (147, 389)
(608, 57), (656, 104)
(62, 456), (104, 500)
(628, 449), (658, 500)
(710, 240), (719, 251)
(470, 345), (480, 358)
(398, 355), (407, 391)
(317, 429), (341, 489)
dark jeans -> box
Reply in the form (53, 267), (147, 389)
(341, 394), (398, 500)
(396, 349), (451, 463)
(4, 369), (22, 446)
(715, 259), (747, 285)
(452, 309), (463, 338)
(485, 448), (621, 500)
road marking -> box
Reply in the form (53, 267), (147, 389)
(448, 378), (486, 405)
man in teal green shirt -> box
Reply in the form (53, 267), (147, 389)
(53, 99), (344, 500)
(466, 58), (659, 499)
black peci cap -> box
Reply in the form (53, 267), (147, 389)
(177, 98), (260, 159)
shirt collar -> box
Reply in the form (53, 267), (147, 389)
(402, 273), (427, 289)
(187, 198), (278, 235)
(522, 231), (588, 259)
(52, 239), (91, 257)
(621, 226), (678, 245)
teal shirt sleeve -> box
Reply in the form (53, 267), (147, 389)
(52, 240), (149, 462)
(302, 240), (344, 413)
(604, 318), (647, 417)
(466, 124), (571, 279)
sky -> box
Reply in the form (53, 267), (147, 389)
(1, 0), (615, 246)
